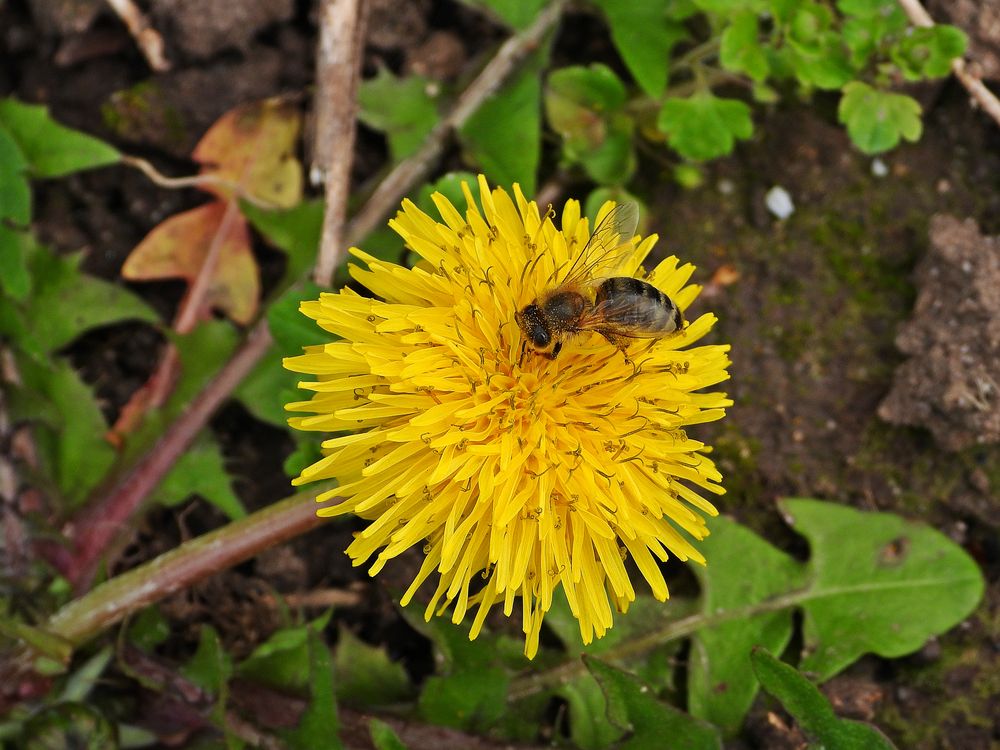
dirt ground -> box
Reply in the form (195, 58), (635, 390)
(2, 0), (999, 747)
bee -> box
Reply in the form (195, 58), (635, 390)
(515, 203), (684, 359)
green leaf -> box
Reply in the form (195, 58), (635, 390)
(237, 618), (332, 692)
(243, 199), (324, 289)
(720, 12), (769, 82)
(657, 93), (753, 161)
(460, 0), (548, 29)
(837, 0), (901, 17)
(592, 0), (688, 96)
(333, 627), (412, 706)
(11, 244), (158, 355)
(545, 65), (634, 184)
(127, 607), (172, 651)
(151, 430), (245, 520)
(891, 25), (968, 80)
(0, 98), (120, 178)
(404, 611), (518, 731)
(283, 628), (342, 750)
(14, 356), (116, 506)
(60, 648), (113, 703)
(369, 719), (408, 750)
(459, 44), (548, 194)
(235, 281), (325, 426)
(691, 0), (755, 11)
(783, 498), (985, 679)
(182, 625), (233, 695)
(358, 70), (441, 163)
(688, 517), (806, 734)
(586, 658), (723, 750)
(838, 82), (922, 154)
(751, 648), (897, 749)
(0, 124), (31, 224)
(0, 225), (33, 300)
(416, 171), (481, 216)
(560, 676), (626, 750)
(19, 702), (118, 750)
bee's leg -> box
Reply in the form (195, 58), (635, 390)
(598, 332), (632, 365)
(551, 341), (563, 359)
(518, 339), (527, 367)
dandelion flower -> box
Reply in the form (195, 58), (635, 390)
(284, 176), (731, 658)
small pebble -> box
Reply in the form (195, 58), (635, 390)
(765, 186), (794, 219)
(871, 158), (888, 177)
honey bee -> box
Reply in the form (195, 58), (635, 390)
(515, 203), (684, 359)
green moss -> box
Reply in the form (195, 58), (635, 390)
(102, 81), (188, 151)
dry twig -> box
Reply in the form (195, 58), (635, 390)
(104, 0), (170, 72)
(897, 0), (1000, 128)
(312, 0), (367, 287)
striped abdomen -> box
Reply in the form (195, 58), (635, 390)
(592, 277), (683, 336)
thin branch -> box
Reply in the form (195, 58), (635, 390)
(897, 0), (1000, 128)
(312, 0), (367, 287)
(104, 0), (170, 72)
(346, 0), (569, 243)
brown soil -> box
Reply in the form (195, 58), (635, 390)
(2, 0), (999, 748)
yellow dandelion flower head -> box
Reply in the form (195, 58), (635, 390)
(284, 176), (731, 658)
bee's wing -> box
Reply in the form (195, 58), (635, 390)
(576, 287), (682, 338)
(558, 203), (639, 290)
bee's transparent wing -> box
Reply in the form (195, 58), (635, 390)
(558, 203), (639, 289)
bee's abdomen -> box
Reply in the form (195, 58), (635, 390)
(594, 277), (683, 333)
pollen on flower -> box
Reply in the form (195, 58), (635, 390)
(283, 175), (731, 658)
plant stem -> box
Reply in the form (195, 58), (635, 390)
(506, 591), (801, 700)
(312, 0), (367, 287)
(52, 485), (336, 647)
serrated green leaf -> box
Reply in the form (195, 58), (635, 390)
(0, 225), (32, 300)
(182, 625), (233, 695)
(688, 517), (806, 734)
(151, 430), (245, 519)
(751, 648), (897, 749)
(283, 436), (323, 479)
(459, 44), (548, 194)
(243, 199), (323, 289)
(891, 25), (968, 80)
(838, 82), (922, 154)
(358, 69), (440, 163)
(783, 498), (984, 680)
(369, 719), (408, 750)
(282, 629), (342, 750)
(592, 0), (688, 96)
(586, 659), (722, 750)
(19, 244), (158, 354)
(234, 344), (300, 428)
(720, 12), (769, 82)
(0, 124), (31, 224)
(0, 98), (120, 178)
(334, 627), (412, 706)
(15, 356), (116, 506)
(657, 93), (753, 161)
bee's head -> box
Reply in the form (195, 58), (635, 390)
(515, 304), (554, 353)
